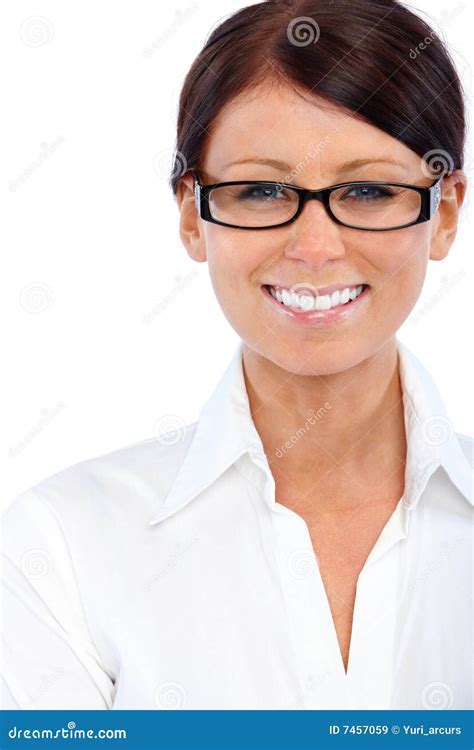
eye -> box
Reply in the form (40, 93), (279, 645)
(237, 185), (292, 201)
(341, 185), (396, 201)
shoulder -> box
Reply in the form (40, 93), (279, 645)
(3, 423), (199, 532)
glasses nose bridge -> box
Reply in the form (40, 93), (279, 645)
(297, 185), (329, 214)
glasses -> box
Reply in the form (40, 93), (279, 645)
(192, 171), (443, 231)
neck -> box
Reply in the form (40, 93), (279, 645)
(241, 338), (407, 512)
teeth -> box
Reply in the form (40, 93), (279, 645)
(268, 284), (366, 311)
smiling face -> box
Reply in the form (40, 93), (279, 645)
(177, 80), (464, 376)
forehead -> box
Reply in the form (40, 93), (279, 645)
(201, 82), (421, 181)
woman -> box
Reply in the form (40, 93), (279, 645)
(2, 0), (472, 710)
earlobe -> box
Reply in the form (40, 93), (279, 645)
(429, 171), (467, 261)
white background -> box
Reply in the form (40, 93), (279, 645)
(3, 0), (473, 503)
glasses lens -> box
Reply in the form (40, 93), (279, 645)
(330, 183), (421, 229)
(208, 183), (299, 227)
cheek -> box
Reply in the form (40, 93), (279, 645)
(205, 227), (252, 306)
(205, 228), (275, 340)
(367, 226), (430, 318)
(206, 223), (274, 290)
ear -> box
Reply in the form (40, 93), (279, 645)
(175, 172), (208, 263)
(429, 170), (467, 261)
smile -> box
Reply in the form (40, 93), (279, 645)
(265, 283), (368, 311)
(261, 283), (371, 328)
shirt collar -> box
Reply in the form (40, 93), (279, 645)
(149, 339), (262, 525)
(149, 338), (472, 525)
(397, 338), (472, 508)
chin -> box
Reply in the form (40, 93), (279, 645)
(249, 338), (363, 377)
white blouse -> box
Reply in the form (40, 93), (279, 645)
(1, 337), (472, 710)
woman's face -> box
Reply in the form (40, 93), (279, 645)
(178, 82), (463, 376)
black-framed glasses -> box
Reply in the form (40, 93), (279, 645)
(192, 170), (443, 231)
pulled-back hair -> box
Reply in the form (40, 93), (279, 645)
(169, 0), (466, 196)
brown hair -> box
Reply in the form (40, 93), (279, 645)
(169, 0), (466, 195)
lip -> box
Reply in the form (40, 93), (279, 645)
(261, 284), (370, 327)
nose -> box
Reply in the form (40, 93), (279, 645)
(283, 198), (347, 268)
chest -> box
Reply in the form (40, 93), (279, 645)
(308, 523), (377, 673)
(278, 493), (403, 672)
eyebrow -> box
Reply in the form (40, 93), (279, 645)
(223, 157), (409, 173)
